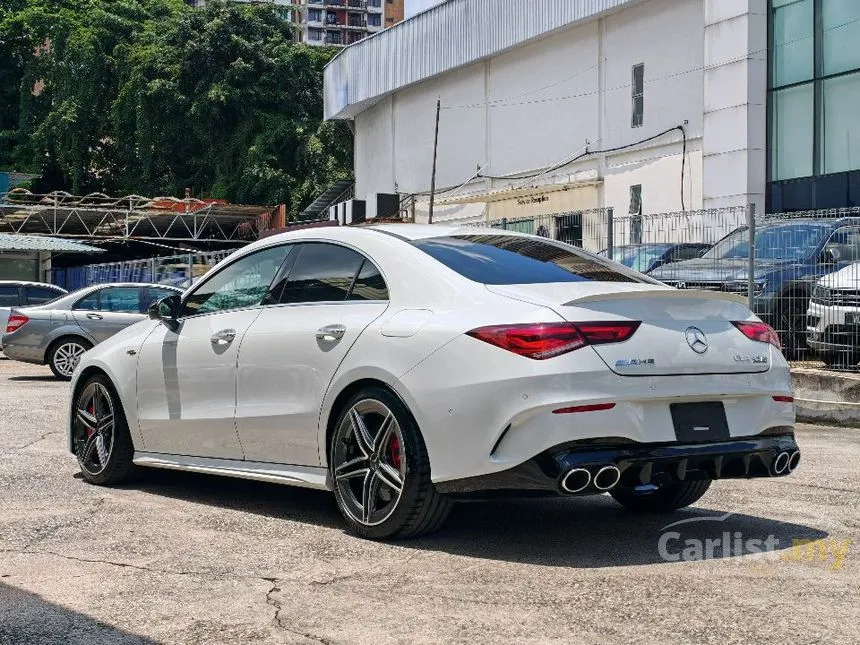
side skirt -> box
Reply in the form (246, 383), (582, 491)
(133, 452), (331, 491)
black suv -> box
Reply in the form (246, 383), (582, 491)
(649, 217), (860, 358)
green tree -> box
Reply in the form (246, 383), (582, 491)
(0, 0), (352, 217)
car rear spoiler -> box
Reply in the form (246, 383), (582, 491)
(562, 289), (748, 307)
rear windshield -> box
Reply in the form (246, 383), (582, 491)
(413, 235), (638, 284)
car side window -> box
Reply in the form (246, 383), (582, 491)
(823, 226), (860, 264)
(181, 245), (292, 317)
(73, 291), (101, 311)
(25, 286), (63, 305)
(143, 288), (179, 312)
(349, 260), (389, 301)
(276, 243), (367, 304)
(0, 286), (20, 307)
(675, 246), (705, 261)
(99, 287), (142, 313)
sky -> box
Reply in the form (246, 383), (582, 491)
(405, 0), (444, 18)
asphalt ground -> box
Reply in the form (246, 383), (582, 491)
(0, 358), (858, 644)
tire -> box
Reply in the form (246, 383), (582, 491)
(610, 479), (712, 513)
(777, 298), (807, 361)
(48, 337), (92, 380)
(329, 387), (451, 540)
(72, 374), (138, 485)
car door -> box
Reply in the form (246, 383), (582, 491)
(235, 242), (390, 466)
(135, 245), (293, 459)
(72, 286), (145, 343)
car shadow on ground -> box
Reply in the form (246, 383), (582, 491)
(407, 495), (829, 568)
(118, 470), (827, 568)
(7, 375), (59, 382)
(0, 581), (157, 644)
(118, 469), (343, 530)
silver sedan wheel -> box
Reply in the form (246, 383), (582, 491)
(73, 382), (115, 476)
(333, 399), (406, 527)
(53, 342), (87, 378)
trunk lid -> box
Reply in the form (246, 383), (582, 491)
(486, 283), (772, 376)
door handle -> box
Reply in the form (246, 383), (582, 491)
(210, 329), (237, 346)
(86, 313), (103, 320)
(316, 324), (346, 342)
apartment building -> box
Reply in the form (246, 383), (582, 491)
(186, 0), (405, 47)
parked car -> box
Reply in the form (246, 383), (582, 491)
(598, 243), (711, 274)
(1, 282), (181, 379)
(806, 262), (860, 368)
(649, 217), (860, 358)
(67, 226), (798, 540)
(0, 281), (67, 338)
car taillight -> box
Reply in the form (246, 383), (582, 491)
(5, 314), (28, 334)
(732, 321), (781, 349)
(466, 321), (640, 360)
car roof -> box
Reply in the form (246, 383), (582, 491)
(256, 223), (548, 247)
(759, 217), (860, 227)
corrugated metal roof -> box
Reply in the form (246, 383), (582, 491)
(324, 0), (639, 120)
(0, 234), (104, 253)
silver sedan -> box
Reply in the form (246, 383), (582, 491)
(1, 282), (181, 379)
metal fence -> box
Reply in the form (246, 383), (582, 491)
(476, 205), (860, 372)
(51, 250), (233, 291)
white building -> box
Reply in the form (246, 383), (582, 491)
(323, 0), (860, 226)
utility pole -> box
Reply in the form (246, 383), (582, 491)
(428, 97), (441, 225)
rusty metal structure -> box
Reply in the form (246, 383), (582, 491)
(0, 190), (275, 243)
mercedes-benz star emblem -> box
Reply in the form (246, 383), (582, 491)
(685, 326), (708, 354)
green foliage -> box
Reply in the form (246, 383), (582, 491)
(0, 0), (352, 217)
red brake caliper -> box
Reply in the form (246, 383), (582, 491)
(389, 436), (401, 469)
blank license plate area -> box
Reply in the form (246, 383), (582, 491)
(670, 402), (730, 443)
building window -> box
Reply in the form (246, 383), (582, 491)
(326, 30), (342, 44)
(308, 8), (322, 22)
(821, 0), (860, 76)
(629, 184), (642, 215)
(771, 83), (814, 180)
(308, 27), (323, 41)
(368, 13), (381, 27)
(820, 72), (860, 174)
(367, 0), (381, 6)
(631, 63), (644, 128)
(771, 0), (813, 87)
(768, 0), (860, 182)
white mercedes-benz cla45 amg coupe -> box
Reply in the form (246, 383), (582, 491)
(67, 225), (800, 539)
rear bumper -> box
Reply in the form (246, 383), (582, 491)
(0, 334), (45, 364)
(436, 432), (799, 496)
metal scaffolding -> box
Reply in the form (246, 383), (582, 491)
(0, 190), (275, 242)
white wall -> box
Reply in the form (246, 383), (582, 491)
(352, 0), (741, 218)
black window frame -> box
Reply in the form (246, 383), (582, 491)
(179, 244), (295, 318)
(270, 242), (389, 306)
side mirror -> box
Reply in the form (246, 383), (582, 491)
(820, 248), (839, 267)
(148, 295), (181, 324)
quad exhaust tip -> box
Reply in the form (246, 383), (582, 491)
(788, 450), (801, 473)
(773, 451), (790, 475)
(560, 468), (591, 493)
(593, 465), (621, 491)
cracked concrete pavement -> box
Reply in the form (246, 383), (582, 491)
(0, 358), (858, 644)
